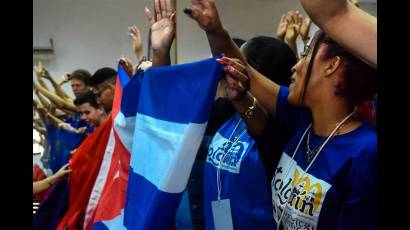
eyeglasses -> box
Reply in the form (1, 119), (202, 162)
(300, 44), (312, 58)
(92, 83), (112, 97)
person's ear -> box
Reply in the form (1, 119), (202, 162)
(97, 105), (105, 114)
(324, 56), (341, 77)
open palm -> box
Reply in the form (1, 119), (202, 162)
(187, 0), (223, 33)
(276, 14), (288, 39)
(151, 17), (175, 50)
(144, 0), (176, 51)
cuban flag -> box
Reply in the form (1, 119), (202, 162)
(124, 57), (223, 229)
(84, 67), (142, 230)
(57, 66), (129, 230)
(56, 114), (113, 230)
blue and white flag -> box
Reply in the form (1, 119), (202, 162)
(124, 57), (223, 229)
(86, 67), (141, 230)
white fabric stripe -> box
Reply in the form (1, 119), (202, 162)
(114, 112), (136, 153)
(131, 113), (207, 193)
(83, 128), (116, 230)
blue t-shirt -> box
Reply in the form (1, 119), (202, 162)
(65, 114), (94, 133)
(47, 114), (89, 173)
(49, 127), (85, 173)
(272, 87), (377, 230)
(204, 113), (275, 229)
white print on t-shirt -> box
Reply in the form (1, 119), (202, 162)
(272, 153), (331, 230)
(206, 132), (249, 174)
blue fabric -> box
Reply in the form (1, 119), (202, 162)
(175, 190), (193, 230)
(45, 114), (88, 173)
(124, 57), (223, 230)
(33, 180), (69, 230)
(137, 58), (223, 123)
(204, 113), (275, 230)
(49, 128), (84, 173)
(271, 86), (377, 230)
(41, 124), (59, 169)
(125, 171), (182, 229)
(92, 222), (109, 230)
(120, 70), (143, 117)
(89, 66), (141, 230)
(117, 63), (130, 87)
(65, 114), (94, 133)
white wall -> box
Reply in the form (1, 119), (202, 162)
(176, 0), (308, 64)
(34, 0), (154, 97)
(34, 0), (377, 98)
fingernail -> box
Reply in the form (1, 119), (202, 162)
(184, 8), (192, 15)
(228, 65), (235, 73)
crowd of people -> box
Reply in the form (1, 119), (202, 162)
(33, 0), (377, 229)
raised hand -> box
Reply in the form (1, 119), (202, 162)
(128, 25), (144, 61)
(285, 10), (303, 44)
(118, 56), (136, 78)
(33, 61), (43, 75)
(276, 14), (288, 41)
(144, 0), (176, 52)
(299, 17), (312, 42)
(216, 57), (250, 101)
(184, 0), (223, 33)
(34, 62), (51, 79)
(58, 74), (70, 86)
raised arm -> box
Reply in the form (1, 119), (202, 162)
(185, 0), (281, 114)
(276, 14), (288, 41)
(284, 10), (304, 59)
(299, 16), (312, 46)
(222, 64), (269, 137)
(144, 0), (176, 66)
(299, 0), (376, 68)
(184, 0), (244, 62)
(218, 57), (281, 115)
(33, 80), (77, 112)
(58, 74), (70, 86)
(129, 25), (144, 63)
(34, 89), (54, 112)
(34, 62), (50, 91)
(40, 70), (73, 101)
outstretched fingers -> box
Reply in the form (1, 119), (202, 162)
(155, 0), (162, 21)
(165, 0), (173, 17)
(144, 7), (155, 25)
(217, 57), (246, 73)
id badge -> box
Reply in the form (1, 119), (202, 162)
(211, 199), (233, 230)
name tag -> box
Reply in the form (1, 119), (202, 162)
(211, 199), (233, 230)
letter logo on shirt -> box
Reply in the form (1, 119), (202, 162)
(206, 132), (249, 174)
(272, 153), (331, 229)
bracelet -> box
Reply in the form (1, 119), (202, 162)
(244, 95), (257, 119)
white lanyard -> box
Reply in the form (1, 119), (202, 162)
(216, 117), (247, 201)
(275, 111), (356, 230)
